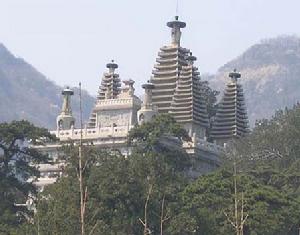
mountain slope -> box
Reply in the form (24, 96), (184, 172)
(0, 44), (95, 128)
(208, 36), (300, 126)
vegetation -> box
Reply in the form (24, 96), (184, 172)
(1, 108), (300, 234)
(0, 120), (55, 234)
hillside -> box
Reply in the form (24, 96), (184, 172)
(208, 35), (300, 126)
(0, 44), (95, 129)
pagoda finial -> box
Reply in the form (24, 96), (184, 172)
(229, 69), (241, 82)
(167, 16), (186, 46)
(187, 52), (197, 64)
(57, 87), (75, 130)
(106, 59), (118, 73)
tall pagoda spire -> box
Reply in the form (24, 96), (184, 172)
(88, 60), (122, 128)
(210, 69), (249, 145)
(150, 17), (209, 138)
(97, 60), (121, 100)
(56, 87), (75, 130)
(167, 15), (186, 46)
(169, 52), (209, 137)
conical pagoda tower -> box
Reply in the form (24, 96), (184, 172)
(88, 60), (122, 128)
(211, 69), (249, 145)
(150, 16), (209, 138)
(97, 60), (121, 100)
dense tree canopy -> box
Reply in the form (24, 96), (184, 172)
(0, 120), (55, 234)
(3, 106), (300, 235)
(36, 115), (191, 234)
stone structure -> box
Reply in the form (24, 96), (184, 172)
(211, 69), (249, 146)
(56, 87), (75, 130)
(137, 81), (157, 124)
(151, 16), (209, 138)
(88, 60), (122, 128)
(53, 61), (141, 150)
(33, 16), (250, 189)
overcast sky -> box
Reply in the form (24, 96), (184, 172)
(0, 0), (299, 95)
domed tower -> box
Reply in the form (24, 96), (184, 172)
(150, 16), (209, 138)
(56, 87), (75, 130)
(137, 81), (157, 124)
(211, 69), (249, 146)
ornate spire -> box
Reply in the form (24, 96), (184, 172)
(56, 87), (75, 130)
(210, 69), (249, 145)
(167, 16), (186, 46)
(61, 87), (73, 115)
(97, 60), (121, 100)
(138, 80), (157, 124)
(151, 18), (209, 138)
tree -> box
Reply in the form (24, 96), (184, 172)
(36, 114), (191, 234)
(0, 120), (55, 233)
(169, 166), (300, 235)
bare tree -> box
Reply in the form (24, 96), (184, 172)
(224, 161), (248, 235)
(160, 194), (170, 235)
(78, 82), (87, 235)
(139, 182), (153, 235)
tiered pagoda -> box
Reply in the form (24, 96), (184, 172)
(150, 16), (209, 138)
(88, 60), (122, 128)
(211, 69), (249, 145)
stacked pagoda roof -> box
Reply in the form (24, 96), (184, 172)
(169, 53), (209, 127)
(210, 70), (249, 144)
(88, 60), (121, 128)
(97, 60), (121, 100)
(150, 16), (209, 130)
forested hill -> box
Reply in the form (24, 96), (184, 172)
(0, 44), (94, 128)
(208, 35), (300, 126)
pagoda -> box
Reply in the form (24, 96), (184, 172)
(210, 69), (249, 145)
(88, 60), (122, 128)
(151, 16), (209, 138)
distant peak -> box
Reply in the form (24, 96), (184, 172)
(0, 43), (17, 62)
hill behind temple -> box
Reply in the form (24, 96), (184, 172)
(208, 35), (300, 126)
(0, 43), (94, 128)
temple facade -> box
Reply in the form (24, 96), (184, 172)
(34, 16), (249, 189)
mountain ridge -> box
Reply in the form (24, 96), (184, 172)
(208, 35), (300, 126)
(0, 43), (94, 129)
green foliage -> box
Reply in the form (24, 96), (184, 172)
(0, 120), (55, 233)
(169, 167), (300, 235)
(232, 104), (300, 170)
(199, 80), (220, 120)
(36, 114), (191, 234)
(128, 114), (190, 146)
(17, 107), (300, 234)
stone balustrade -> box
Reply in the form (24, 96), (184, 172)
(51, 125), (133, 141)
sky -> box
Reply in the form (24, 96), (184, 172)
(0, 0), (300, 95)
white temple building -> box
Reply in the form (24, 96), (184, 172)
(34, 16), (249, 189)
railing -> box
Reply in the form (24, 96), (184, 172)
(51, 125), (133, 140)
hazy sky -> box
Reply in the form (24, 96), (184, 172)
(0, 0), (300, 95)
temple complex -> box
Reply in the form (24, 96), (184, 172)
(33, 16), (249, 189)
(211, 69), (249, 145)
